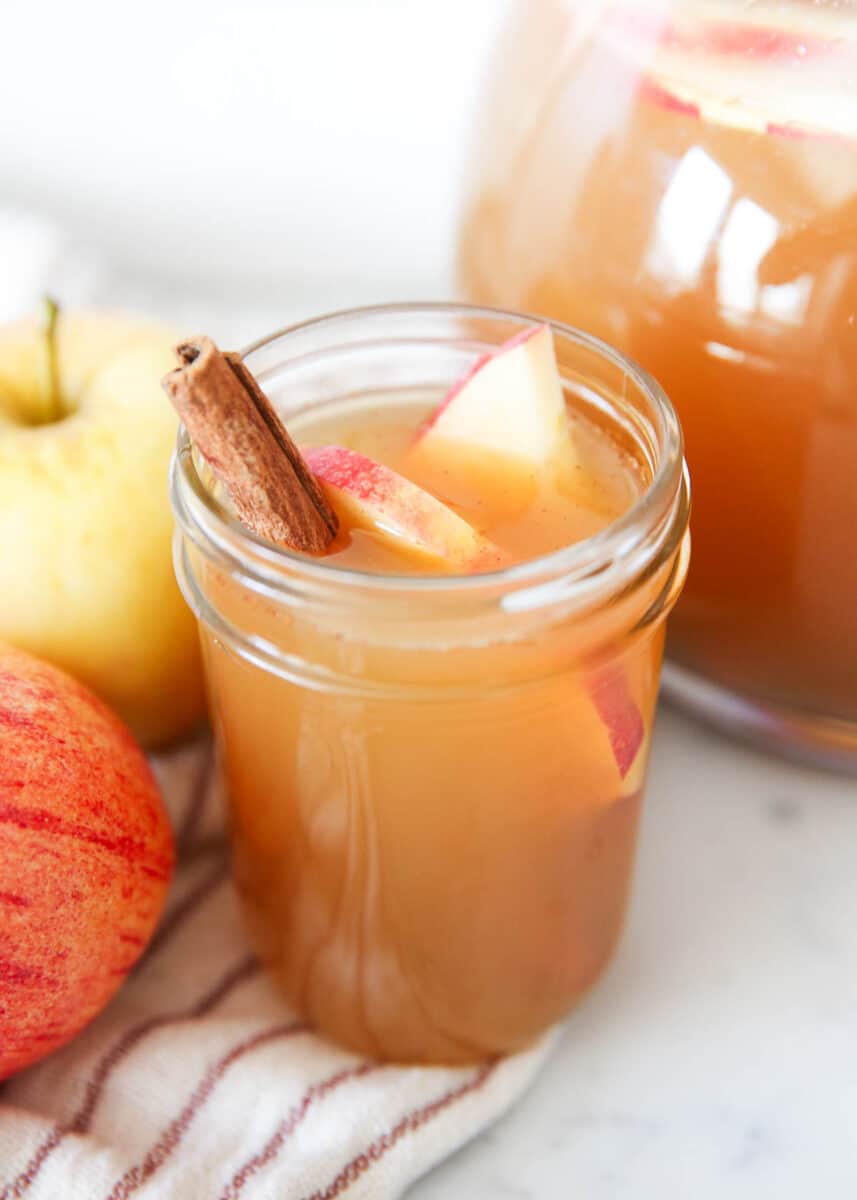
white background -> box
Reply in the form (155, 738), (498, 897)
(1, 0), (511, 310)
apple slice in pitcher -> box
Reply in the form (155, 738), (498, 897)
(411, 324), (645, 778)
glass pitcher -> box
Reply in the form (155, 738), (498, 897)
(460, 0), (857, 770)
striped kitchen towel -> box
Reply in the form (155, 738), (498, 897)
(0, 740), (553, 1199)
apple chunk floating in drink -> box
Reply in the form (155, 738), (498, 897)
(417, 324), (565, 464)
(304, 446), (507, 572)
(166, 309), (689, 1064)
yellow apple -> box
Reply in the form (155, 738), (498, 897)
(0, 308), (205, 747)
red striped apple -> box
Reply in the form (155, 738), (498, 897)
(305, 445), (504, 571)
(0, 643), (173, 1080)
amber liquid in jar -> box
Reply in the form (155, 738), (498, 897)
(461, 0), (857, 737)
(197, 385), (662, 1063)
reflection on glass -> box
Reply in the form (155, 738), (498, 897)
(646, 147), (733, 287)
(716, 197), (779, 315)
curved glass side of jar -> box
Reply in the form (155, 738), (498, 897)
(460, 0), (857, 771)
(170, 304), (690, 1064)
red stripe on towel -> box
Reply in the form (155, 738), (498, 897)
(0, 955), (259, 1200)
(102, 1019), (306, 1200)
(177, 743), (214, 854)
(220, 1062), (377, 1199)
(301, 1062), (498, 1200)
(140, 855), (228, 965)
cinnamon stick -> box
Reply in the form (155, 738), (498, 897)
(162, 336), (338, 553)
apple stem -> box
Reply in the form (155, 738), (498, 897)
(40, 296), (65, 423)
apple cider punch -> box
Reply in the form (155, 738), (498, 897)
(168, 305), (690, 1064)
(458, 0), (857, 765)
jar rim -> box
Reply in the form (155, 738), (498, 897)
(170, 301), (689, 614)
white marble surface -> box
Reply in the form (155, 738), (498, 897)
(410, 705), (857, 1198)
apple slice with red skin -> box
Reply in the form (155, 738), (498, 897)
(587, 666), (646, 781)
(417, 324), (566, 466)
(626, 15), (842, 141)
(608, 5), (837, 65)
(304, 445), (504, 571)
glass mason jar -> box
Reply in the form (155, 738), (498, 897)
(170, 304), (689, 1064)
(460, 0), (857, 771)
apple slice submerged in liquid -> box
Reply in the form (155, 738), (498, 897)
(588, 666), (646, 781)
(414, 324), (646, 778)
(304, 445), (504, 571)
